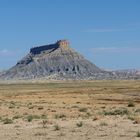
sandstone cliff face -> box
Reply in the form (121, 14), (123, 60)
(0, 40), (102, 80)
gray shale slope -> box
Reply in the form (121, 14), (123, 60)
(0, 40), (103, 80)
(1, 40), (140, 80)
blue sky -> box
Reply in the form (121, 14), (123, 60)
(0, 0), (140, 70)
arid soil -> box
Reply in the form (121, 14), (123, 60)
(0, 80), (140, 140)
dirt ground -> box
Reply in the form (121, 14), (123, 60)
(0, 80), (140, 140)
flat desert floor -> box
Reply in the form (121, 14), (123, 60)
(0, 80), (140, 140)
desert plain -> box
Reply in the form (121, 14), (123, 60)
(0, 80), (140, 140)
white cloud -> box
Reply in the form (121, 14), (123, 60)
(0, 49), (14, 56)
(0, 49), (22, 56)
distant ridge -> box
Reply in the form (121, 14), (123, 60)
(0, 40), (102, 80)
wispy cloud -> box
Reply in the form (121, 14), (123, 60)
(0, 49), (21, 56)
(84, 28), (124, 33)
(127, 22), (140, 26)
(91, 47), (140, 53)
(84, 21), (140, 33)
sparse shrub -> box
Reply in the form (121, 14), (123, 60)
(28, 103), (32, 106)
(71, 105), (79, 108)
(93, 116), (99, 121)
(55, 114), (66, 119)
(54, 124), (60, 131)
(86, 112), (91, 117)
(134, 120), (140, 124)
(3, 118), (13, 124)
(135, 109), (140, 113)
(76, 102), (81, 104)
(13, 115), (22, 120)
(28, 106), (34, 109)
(79, 107), (87, 112)
(26, 115), (40, 122)
(26, 114), (47, 122)
(38, 106), (44, 110)
(137, 131), (140, 137)
(76, 121), (83, 127)
(27, 115), (33, 122)
(128, 101), (135, 107)
(100, 122), (108, 126)
(102, 108), (129, 116)
(128, 115), (135, 121)
(59, 132), (65, 136)
(9, 105), (15, 109)
(10, 101), (15, 105)
(41, 114), (47, 119)
(101, 106), (106, 109)
(0, 117), (2, 122)
(42, 120), (47, 128)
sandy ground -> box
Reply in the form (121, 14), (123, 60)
(0, 80), (140, 140)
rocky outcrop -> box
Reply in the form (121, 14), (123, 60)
(0, 40), (102, 80)
(1, 40), (140, 80)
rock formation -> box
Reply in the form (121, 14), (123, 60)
(0, 40), (102, 80)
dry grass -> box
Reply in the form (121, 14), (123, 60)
(0, 80), (140, 139)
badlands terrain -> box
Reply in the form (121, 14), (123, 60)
(0, 80), (140, 140)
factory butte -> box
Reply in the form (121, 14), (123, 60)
(0, 39), (140, 80)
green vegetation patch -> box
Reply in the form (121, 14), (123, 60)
(3, 118), (13, 124)
(102, 108), (129, 116)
